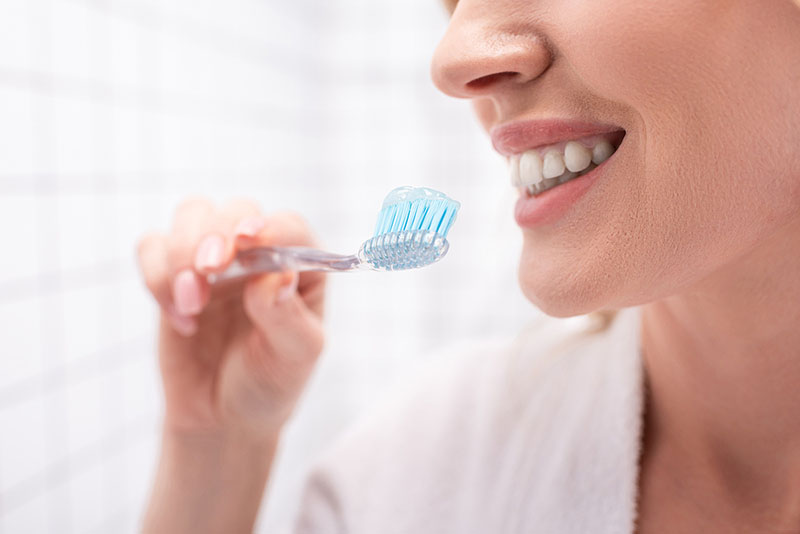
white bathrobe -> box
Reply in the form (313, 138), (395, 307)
(290, 307), (644, 533)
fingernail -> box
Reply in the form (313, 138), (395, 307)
(166, 309), (198, 337)
(234, 216), (266, 239)
(276, 271), (298, 303)
(173, 269), (203, 315)
(195, 234), (226, 271)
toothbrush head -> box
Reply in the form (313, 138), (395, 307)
(358, 186), (461, 271)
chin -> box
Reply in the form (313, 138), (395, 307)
(517, 251), (612, 318)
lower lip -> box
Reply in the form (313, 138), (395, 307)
(514, 160), (610, 228)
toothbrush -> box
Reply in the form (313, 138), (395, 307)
(208, 186), (460, 284)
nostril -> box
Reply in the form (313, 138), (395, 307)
(466, 71), (519, 91)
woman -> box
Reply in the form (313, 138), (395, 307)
(137, 0), (800, 532)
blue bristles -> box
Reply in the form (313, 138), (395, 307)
(359, 186), (460, 271)
(372, 186), (460, 238)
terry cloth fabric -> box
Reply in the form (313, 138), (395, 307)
(289, 306), (644, 534)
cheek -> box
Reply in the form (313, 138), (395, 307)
(563, 0), (800, 205)
(516, 0), (800, 315)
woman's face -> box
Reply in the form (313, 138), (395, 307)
(431, 0), (800, 317)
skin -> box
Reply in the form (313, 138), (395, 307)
(138, 200), (326, 533)
(139, 0), (800, 532)
(432, 0), (800, 532)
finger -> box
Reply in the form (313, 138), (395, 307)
(242, 271), (325, 360)
(232, 215), (267, 244)
(233, 211), (327, 301)
(171, 268), (209, 317)
(234, 211), (322, 250)
(168, 198), (215, 316)
(168, 197), (215, 274)
(137, 232), (198, 336)
(195, 198), (262, 275)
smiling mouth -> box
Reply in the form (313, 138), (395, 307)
(509, 130), (625, 196)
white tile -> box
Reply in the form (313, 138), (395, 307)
(55, 194), (105, 273)
(68, 460), (105, 532)
(0, 0), (33, 71)
(120, 357), (160, 423)
(0, 194), (40, 283)
(60, 285), (104, 367)
(0, 296), (44, 391)
(50, 0), (95, 82)
(98, 448), (131, 523)
(108, 10), (143, 89)
(64, 375), (106, 458)
(158, 32), (218, 100)
(115, 278), (156, 344)
(21, 0), (54, 76)
(0, 396), (47, 495)
(46, 478), (74, 533)
(52, 96), (100, 177)
(33, 196), (60, 270)
(0, 87), (35, 177)
(1, 482), (49, 534)
(124, 432), (159, 506)
(112, 193), (147, 260)
(92, 280), (135, 351)
(111, 106), (146, 177)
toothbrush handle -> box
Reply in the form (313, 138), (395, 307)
(209, 246), (362, 284)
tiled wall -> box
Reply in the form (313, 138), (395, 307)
(0, 0), (541, 532)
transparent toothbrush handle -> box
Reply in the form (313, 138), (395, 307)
(208, 246), (363, 284)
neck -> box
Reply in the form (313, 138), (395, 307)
(640, 217), (800, 523)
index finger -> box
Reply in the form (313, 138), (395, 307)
(230, 211), (326, 299)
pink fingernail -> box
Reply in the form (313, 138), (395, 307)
(234, 216), (266, 239)
(167, 309), (198, 337)
(195, 234), (226, 271)
(276, 271), (298, 303)
(173, 269), (203, 315)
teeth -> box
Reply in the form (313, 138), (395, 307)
(526, 165), (595, 196)
(509, 157), (521, 187)
(519, 151), (543, 186)
(508, 135), (621, 194)
(542, 151), (565, 179)
(592, 140), (614, 164)
(564, 141), (592, 173)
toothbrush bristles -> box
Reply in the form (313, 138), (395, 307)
(373, 187), (460, 238)
(362, 186), (460, 271)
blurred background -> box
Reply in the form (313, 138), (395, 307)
(0, 0), (544, 531)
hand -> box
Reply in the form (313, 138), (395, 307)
(137, 197), (326, 440)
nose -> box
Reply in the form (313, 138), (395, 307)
(430, 2), (552, 99)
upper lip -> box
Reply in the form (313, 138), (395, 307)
(490, 119), (625, 157)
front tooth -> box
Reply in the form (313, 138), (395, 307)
(592, 140), (615, 164)
(564, 141), (592, 173)
(519, 150), (543, 185)
(509, 156), (522, 187)
(542, 150), (566, 179)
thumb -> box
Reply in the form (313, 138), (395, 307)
(242, 271), (325, 361)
